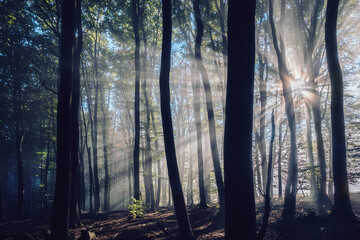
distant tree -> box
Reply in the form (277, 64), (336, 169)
(51, 0), (77, 238)
(159, 0), (194, 238)
(258, 110), (276, 240)
(224, 0), (257, 239)
(325, 0), (356, 222)
(193, 0), (225, 214)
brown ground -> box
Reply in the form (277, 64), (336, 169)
(1, 193), (360, 239)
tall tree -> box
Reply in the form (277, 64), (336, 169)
(51, 0), (77, 238)
(193, 0), (225, 214)
(140, 3), (155, 209)
(269, 0), (298, 220)
(131, 0), (141, 201)
(69, 0), (83, 227)
(159, 0), (194, 238)
(325, 0), (356, 222)
(224, 0), (256, 239)
(191, 67), (207, 209)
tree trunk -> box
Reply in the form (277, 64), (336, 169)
(193, 0), (225, 213)
(159, 1), (194, 238)
(325, 0), (355, 222)
(51, 0), (76, 238)
(101, 88), (110, 211)
(305, 102), (317, 198)
(258, 111), (276, 240)
(191, 68), (207, 209)
(328, 127), (334, 198)
(92, 31), (101, 212)
(269, 0), (298, 220)
(12, 59), (24, 219)
(131, 0), (141, 201)
(224, 0), (257, 239)
(140, 17), (155, 209)
(69, 0), (83, 227)
(277, 121), (283, 199)
(82, 107), (94, 214)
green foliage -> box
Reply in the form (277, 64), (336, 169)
(128, 197), (145, 220)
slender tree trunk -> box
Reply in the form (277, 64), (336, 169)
(131, 0), (141, 201)
(269, 0), (298, 220)
(12, 64), (24, 219)
(325, 0), (355, 222)
(69, 0), (83, 227)
(159, 1), (194, 238)
(258, 52), (268, 192)
(328, 127), (334, 198)
(51, 0), (76, 238)
(191, 68), (207, 209)
(140, 19), (155, 209)
(254, 141), (262, 199)
(278, 121), (283, 199)
(305, 102), (317, 198)
(92, 34), (101, 212)
(102, 96), (110, 211)
(82, 107), (94, 214)
(258, 111), (276, 240)
(79, 113), (86, 211)
(224, 1), (257, 239)
(193, 0), (225, 213)
(0, 183), (3, 221)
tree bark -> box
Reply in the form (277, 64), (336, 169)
(224, 0), (257, 239)
(159, 1), (195, 238)
(69, 0), (83, 227)
(325, 0), (355, 222)
(51, 0), (76, 238)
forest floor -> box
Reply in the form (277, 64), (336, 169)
(2, 193), (360, 240)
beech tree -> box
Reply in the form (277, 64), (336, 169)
(224, 0), (257, 239)
(159, 0), (194, 238)
(325, 0), (356, 222)
(50, 0), (77, 238)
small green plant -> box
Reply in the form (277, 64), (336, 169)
(128, 197), (145, 219)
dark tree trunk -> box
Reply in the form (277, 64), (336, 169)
(191, 67), (207, 209)
(131, 0), (141, 201)
(159, 1), (195, 238)
(51, 0), (76, 238)
(269, 0), (298, 220)
(69, 0), (83, 227)
(224, 0), (257, 239)
(325, 0), (356, 222)
(79, 113), (86, 211)
(258, 111), (276, 240)
(92, 36), (100, 212)
(12, 61), (24, 219)
(277, 120), (283, 199)
(82, 107), (94, 214)
(193, 0), (225, 213)
(0, 182), (4, 221)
